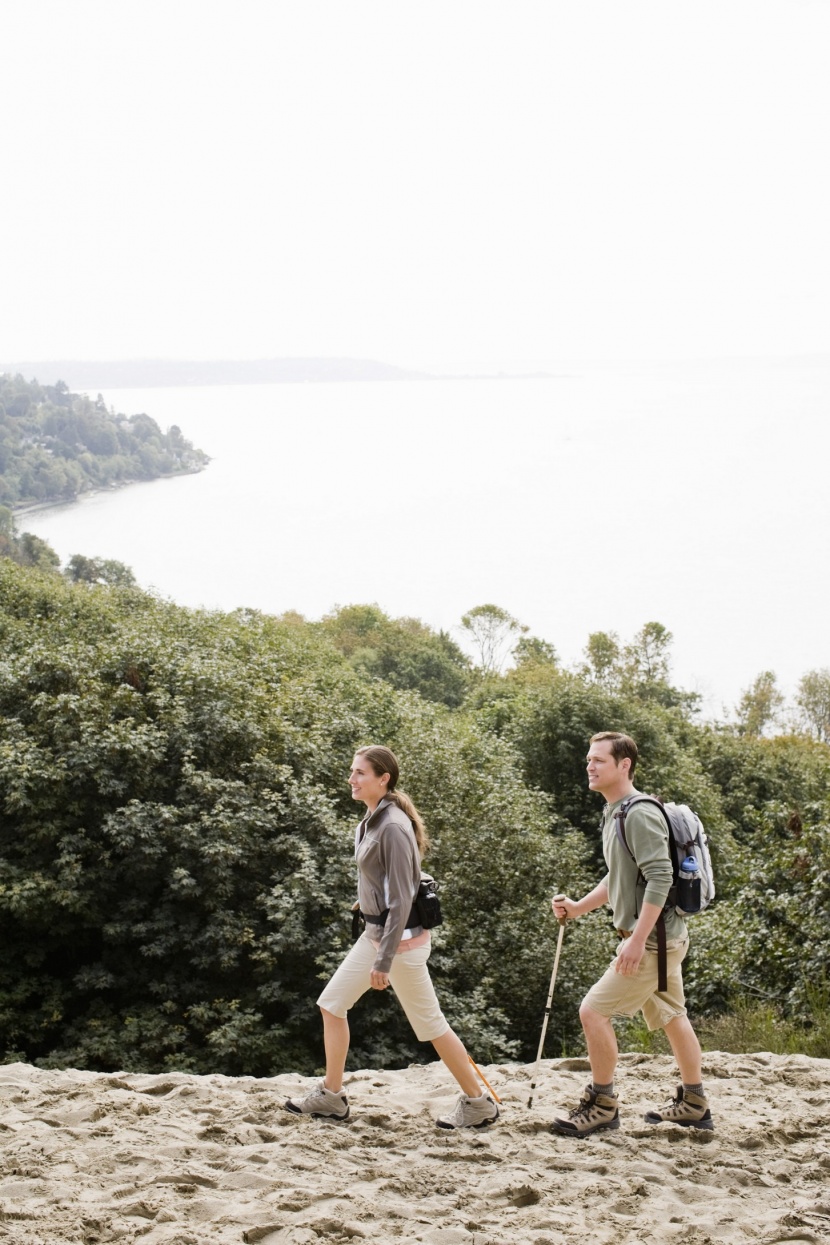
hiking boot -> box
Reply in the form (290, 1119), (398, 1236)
(284, 1080), (350, 1121)
(644, 1085), (714, 1130)
(436, 1093), (499, 1130)
(549, 1083), (620, 1138)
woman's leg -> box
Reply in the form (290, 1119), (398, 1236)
(321, 1009), (350, 1093)
(316, 935), (377, 1092)
(431, 1028), (481, 1097)
(389, 947), (483, 1099)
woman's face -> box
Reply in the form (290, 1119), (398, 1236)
(348, 754), (390, 809)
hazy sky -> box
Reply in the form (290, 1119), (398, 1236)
(3, 0), (828, 370)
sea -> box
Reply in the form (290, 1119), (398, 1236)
(16, 357), (830, 720)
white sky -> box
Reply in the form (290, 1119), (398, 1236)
(2, 0), (829, 371)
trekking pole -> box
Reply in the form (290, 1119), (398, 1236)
(527, 915), (567, 1109)
(468, 1055), (502, 1104)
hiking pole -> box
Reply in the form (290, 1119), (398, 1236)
(527, 915), (567, 1109)
(468, 1054), (502, 1104)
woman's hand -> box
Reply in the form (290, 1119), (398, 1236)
(370, 970), (390, 990)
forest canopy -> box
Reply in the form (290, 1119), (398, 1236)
(0, 552), (828, 1077)
(0, 373), (208, 508)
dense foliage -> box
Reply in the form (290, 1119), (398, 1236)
(0, 554), (827, 1076)
(0, 373), (208, 508)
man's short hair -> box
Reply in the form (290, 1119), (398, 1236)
(590, 731), (638, 776)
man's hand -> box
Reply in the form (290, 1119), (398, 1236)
(615, 935), (645, 976)
(370, 970), (390, 990)
(552, 894), (578, 922)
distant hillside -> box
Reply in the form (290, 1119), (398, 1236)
(0, 358), (428, 390)
(0, 373), (209, 509)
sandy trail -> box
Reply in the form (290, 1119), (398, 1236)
(1, 1051), (828, 1244)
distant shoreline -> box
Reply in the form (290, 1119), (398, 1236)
(11, 465), (206, 516)
(3, 354), (825, 392)
(1, 357), (563, 390)
(2, 358), (429, 389)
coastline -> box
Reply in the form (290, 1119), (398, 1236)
(9, 464), (208, 517)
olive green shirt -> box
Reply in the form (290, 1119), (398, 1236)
(600, 791), (687, 945)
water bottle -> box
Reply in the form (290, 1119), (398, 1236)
(677, 854), (701, 913)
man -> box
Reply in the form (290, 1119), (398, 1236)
(550, 731), (713, 1136)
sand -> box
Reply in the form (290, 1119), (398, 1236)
(1, 1051), (828, 1244)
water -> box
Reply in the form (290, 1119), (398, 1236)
(16, 358), (829, 718)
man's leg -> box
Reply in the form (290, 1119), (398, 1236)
(580, 1000), (619, 1085)
(549, 1000), (621, 1137)
(644, 973), (713, 1130)
(663, 1013), (702, 1084)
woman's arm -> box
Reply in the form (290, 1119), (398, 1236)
(372, 819), (419, 975)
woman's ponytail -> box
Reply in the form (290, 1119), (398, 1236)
(385, 788), (430, 858)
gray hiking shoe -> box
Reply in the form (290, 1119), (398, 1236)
(549, 1083), (620, 1138)
(436, 1092), (499, 1130)
(644, 1085), (714, 1130)
(284, 1080), (350, 1121)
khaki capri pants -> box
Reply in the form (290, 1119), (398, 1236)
(583, 935), (690, 1031)
(317, 933), (450, 1043)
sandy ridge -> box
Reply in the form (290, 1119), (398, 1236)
(1, 1051), (828, 1244)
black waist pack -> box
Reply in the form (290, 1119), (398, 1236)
(412, 873), (443, 929)
(351, 873), (443, 940)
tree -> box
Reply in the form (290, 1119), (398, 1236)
(796, 668), (830, 742)
(580, 631), (621, 687)
(460, 604), (528, 674)
(619, 621), (700, 712)
(320, 604), (470, 707)
(0, 561), (590, 1073)
(622, 621), (673, 686)
(736, 670), (785, 737)
(0, 504), (61, 571)
(15, 532), (61, 572)
(64, 554), (136, 587)
(513, 635), (558, 668)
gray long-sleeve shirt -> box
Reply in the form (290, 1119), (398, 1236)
(355, 797), (422, 973)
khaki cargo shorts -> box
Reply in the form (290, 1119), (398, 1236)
(583, 935), (689, 1031)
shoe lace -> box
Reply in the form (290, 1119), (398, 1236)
(569, 1093), (596, 1121)
(662, 1089), (686, 1113)
(446, 1099), (465, 1126)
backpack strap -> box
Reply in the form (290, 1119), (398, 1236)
(615, 796), (669, 993)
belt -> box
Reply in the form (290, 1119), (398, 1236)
(617, 928), (632, 939)
(352, 905), (421, 940)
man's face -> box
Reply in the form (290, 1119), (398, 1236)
(586, 739), (627, 798)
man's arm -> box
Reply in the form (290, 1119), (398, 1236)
(616, 804), (675, 975)
(552, 880), (609, 922)
(615, 899), (664, 976)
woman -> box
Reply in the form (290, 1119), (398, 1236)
(285, 745), (499, 1129)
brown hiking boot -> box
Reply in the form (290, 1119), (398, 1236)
(644, 1085), (714, 1130)
(549, 1084), (620, 1138)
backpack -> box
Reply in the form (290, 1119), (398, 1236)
(614, 795), (715, 990)
(615, 795), (715, 917)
